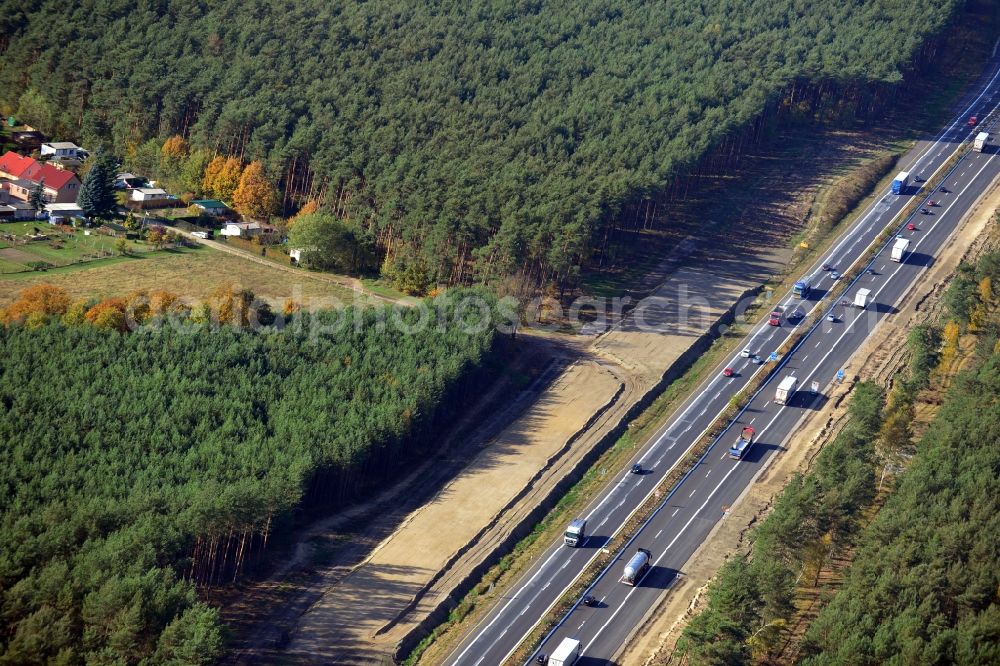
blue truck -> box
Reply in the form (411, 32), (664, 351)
(793, 275), (813, 298)
(729, 426), (756, 460)
(891, 171), (910, 195)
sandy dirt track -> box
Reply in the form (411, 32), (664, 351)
(286, 360), (624, 662)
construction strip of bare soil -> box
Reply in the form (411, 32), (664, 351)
(621, 176), (1000, 666)
(220, 119), (910, 665)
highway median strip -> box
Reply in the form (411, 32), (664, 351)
(506, 123), (984, 666)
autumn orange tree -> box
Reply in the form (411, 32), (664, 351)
(161, 135), (189, 160)
(2, 284), (71, 325)
(232, 161), (278, 219)
(85, 297), (129, 332)
(288, 199), (320, 228)
(205, 284), (273, 327)
(202, 156), (242, 201)
(150, 290), (185, 318)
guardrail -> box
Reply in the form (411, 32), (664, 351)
(506, 112), (986, 666)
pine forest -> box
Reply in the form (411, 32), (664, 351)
(0, 0), (962, 290)
(0, 290), (498, 663)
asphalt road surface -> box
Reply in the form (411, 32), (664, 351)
(443, 53), (1000, 666)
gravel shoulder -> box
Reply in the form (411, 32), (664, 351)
(620, 177), (1000, 666)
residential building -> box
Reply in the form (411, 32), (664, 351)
(6, 179), (37, 202)
(11, 128), (45, 152)
(129, 188), (177, 209)
(220, 221), (275, 238)
(0, 151), (41, 181)
(115, 172), (148, 190)
(0, 201), (35, 220)
(45, 202), (85, 219)
(40, 142), (86, 160)
(130, 187), (170, 203)
(191, 199), (234, 217)
(26, 164), (80, 203)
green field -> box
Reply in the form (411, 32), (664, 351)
(0, 222), (144, 273)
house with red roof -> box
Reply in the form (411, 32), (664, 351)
(6, 162), (82, 204)
(0, 151), (41, 181)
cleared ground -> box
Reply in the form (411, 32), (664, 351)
(221, 105), (903, 665)
(285, 360), (625, 663)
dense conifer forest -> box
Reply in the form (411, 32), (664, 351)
(801, 283), (1000, 665)
(0, 290), (498, 663)
(0, 0), (960, 289)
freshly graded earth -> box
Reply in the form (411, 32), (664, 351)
(227, 124), (887, 665)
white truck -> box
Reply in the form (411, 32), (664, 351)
(891, 237), (910, 262)
(854, 287), (872, 309)
(775, 376), (798, 405)
(891, 171), (909, 194)
(622, 548), (652, 586)
(974, 131), (990, 153)
(564, 519), (586, 547)
(548, 637), (581, 666)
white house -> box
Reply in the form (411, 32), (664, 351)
(220, 221), (263, 238)
(40, 142), (86, 160)
(131, 188), (169, 202)
(45, 202), (85, 218)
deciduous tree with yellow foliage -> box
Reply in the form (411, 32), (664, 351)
(1, 284), (71, 325)
(202, 156), (242, 201)
(232, 161), (278, 219)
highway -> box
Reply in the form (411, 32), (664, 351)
(443, 53), (1000, 666)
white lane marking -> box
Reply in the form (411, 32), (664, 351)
(689, 489), (696, 497)
(802, 354), (809, 362)
(519, 605), (531, 616)
(579, 152), (1000, 659)
(655, 529), (663, 539)
(587, 451), (747, 651)
(749, 417), (756, 424)
(815, 340), (822, 348)
(705, 469), (712, 478)
(672, 508), (679, 517)
(480, 76), (1000, 666)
